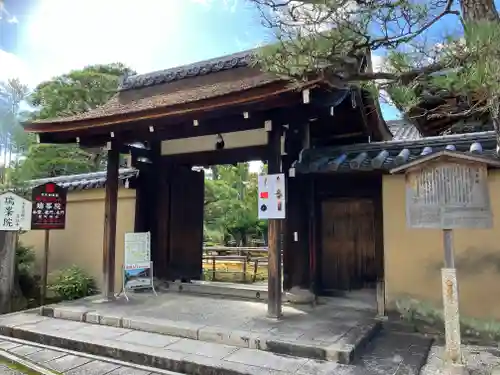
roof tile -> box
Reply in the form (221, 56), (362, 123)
(32, 68), (281, 125)
(26, 168), (138, 191)
(296, 131), (499, 173)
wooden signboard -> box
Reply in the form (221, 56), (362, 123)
(31, 182), (67, 230)
(0, 192), (31, 231)
(405, 161), (492, 229)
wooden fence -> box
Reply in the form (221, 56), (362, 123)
(202, 246), (281, 283)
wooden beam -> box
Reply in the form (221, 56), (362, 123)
(267, 124), (283, 319)
(161, 145), (268, 167)
(38, 92), (304, 145)
(102, 141), (120, 300)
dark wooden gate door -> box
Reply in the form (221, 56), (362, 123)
(320, 199), (377, 292)
(168, 166), (205, 281)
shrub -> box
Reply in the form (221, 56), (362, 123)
(48, 266), (96, 300)
(16, 244), (39, 300)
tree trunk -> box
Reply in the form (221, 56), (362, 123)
(0, 232), (18, 314)
(460, 0), (499, 22)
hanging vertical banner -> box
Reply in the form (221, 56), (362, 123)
(0, 192), (32, 231)
(258, 173), (286, 219)
(31, 182), (67, 230)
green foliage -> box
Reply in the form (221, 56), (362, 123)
(253, 0), (454, 83)
(48, 266), (97, 301)
(204, 163), (267, 246)
(29, 63), (135, 119)
(16, 243), (38, 301)
(11, 63), (135, 181)
(396, 297), (500, 344)
(253, 0), (500, 132)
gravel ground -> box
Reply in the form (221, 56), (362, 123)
(421, 345), (500, 375)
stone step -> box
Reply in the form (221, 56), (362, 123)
(0, 312), (375, 375)
(0, 335), (181, 374)
(40, 304), (382, 364)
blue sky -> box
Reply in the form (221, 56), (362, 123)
(0, 0), (415, 120)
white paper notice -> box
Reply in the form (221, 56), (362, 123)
(258, 173), (286, 219)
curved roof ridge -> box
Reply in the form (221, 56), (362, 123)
(119, 48), (257, 92)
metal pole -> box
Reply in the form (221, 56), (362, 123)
(40, 229), (50, 306)
(441, 229), (468, 375)
(443, 229), (454, 268)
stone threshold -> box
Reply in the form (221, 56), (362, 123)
(160, 281), (270, 302)
(39, 304), (382, 364)
(0, 313), (369, 375)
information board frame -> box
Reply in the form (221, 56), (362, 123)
(404, 160), (492, 229)
(121, 231), (157, 300)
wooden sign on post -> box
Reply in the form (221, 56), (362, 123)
(0, 192), (31, 231)
(31, 182), (67, 230)
(404, 162), (492, 229)
(31, 182), (68, 306)
(392, 150), (500, 375)
(0, 192), (31, 314)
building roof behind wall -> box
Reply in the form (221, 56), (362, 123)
(26, 168), (138, 191)
(295, 130), (499, 174)
(386, 119), (422, 141)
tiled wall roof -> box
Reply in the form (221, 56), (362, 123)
(387, 119), (422, 141)
(26, 168), (139, 191)
(295, 131), (499, 173)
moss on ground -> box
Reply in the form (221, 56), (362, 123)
(0, 354), (61, 374)
(395, 297), (500, 346)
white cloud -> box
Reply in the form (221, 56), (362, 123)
(0, 50), (31, 83)
(24, 0), (185, 83)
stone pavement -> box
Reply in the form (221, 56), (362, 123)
(0, 335), (181, 375)
(421, 345), (500, 375)
(40, 293), (381, 363)
(0, 311), (433, 375)
(353, 329), (433, 375)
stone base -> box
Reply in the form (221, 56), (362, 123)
(444, 363), (470, 375)
(284, 287), (315, 305)
(39, 304), (381, 364)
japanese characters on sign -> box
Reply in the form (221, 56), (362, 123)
(258, 173), (286, 220)
(405, 162), (492, 229)
(31, 182), (68, 230)
(0, 192), (32, 231)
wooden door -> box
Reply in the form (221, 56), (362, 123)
(320, 199), (377, 292)
(168, 166), (205, 281)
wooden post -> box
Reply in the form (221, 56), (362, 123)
(102, 142), (120, 300)
(0, 231), (18, 313)
(40, 229), (50, 306)
(267, 123), (282, 319)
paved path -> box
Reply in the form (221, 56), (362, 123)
(0, 336), (180, 374)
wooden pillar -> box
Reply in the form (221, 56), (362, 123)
(267, 123), (282, 319)
(283, 120), (310, 291)
(102, 141), (120, 300)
